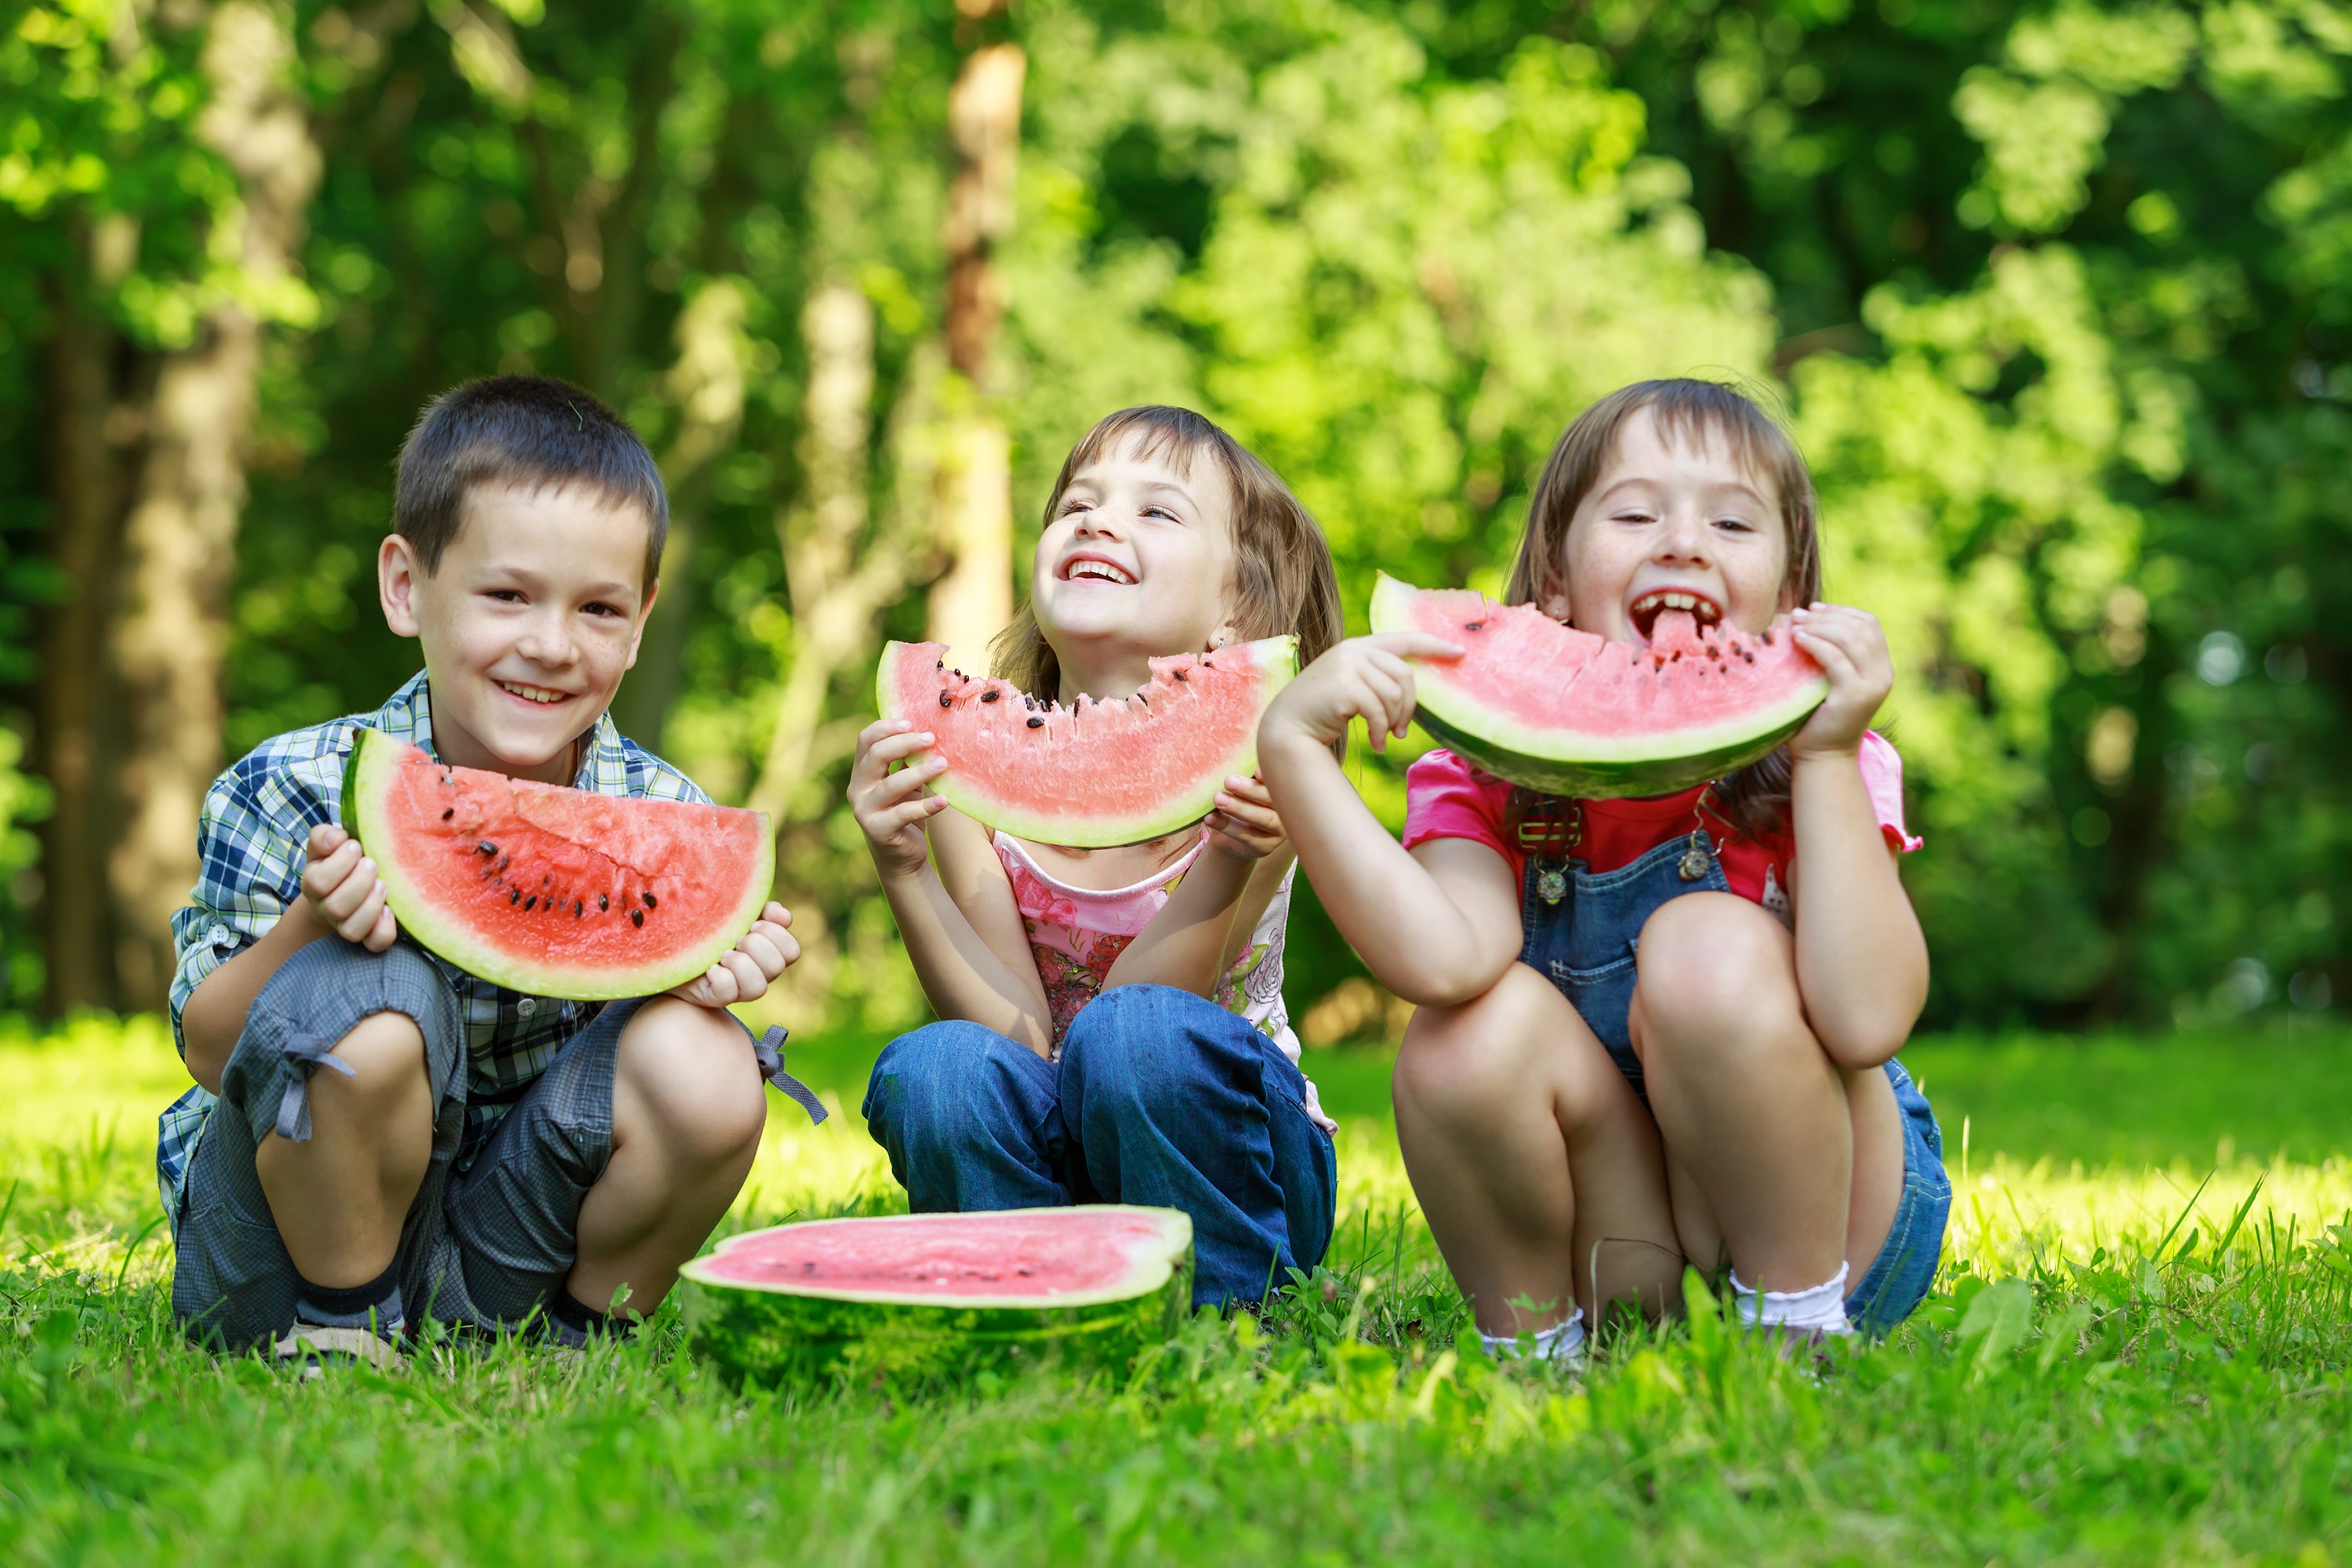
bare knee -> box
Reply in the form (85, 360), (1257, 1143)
(615, 1000), (768, 1164)
(1396, 966), (1593, 1135)
(300, 1009), (429, 1131)
(1632, 895), (1800, 1063)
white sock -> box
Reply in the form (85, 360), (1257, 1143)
(1731, 1262), (1853, 1335)
(1478, 1308), (1586, 1366)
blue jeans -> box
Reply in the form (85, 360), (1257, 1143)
(1519, 827), (1952, 1334)
(862, 985), (1337, 1308)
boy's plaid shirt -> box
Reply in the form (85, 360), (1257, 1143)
(156, 673), (709, 1214)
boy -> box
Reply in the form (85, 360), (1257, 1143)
(160, 375), (799, 1367)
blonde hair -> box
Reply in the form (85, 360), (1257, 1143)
(1508, 378), (1823, 838)
(990, 406), (1345, 699)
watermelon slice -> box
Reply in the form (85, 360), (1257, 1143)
(1370, 573), (1828, 797)
(873, 636), (1298, 847)
(340, 728), (773, 998)
(681, 1206), (1194, 1385)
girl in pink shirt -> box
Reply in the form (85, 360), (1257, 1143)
(848, 406), (1343, 1308)
(1260, 379), (1948, 1364)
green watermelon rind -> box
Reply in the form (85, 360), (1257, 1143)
(874, 636), (1299, 849)
(1369, 573), (1829, 800)
(339, 728), (775, 1000)
(680, 1206), (1194, 1386)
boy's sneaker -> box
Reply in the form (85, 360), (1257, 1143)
(274, 1321), (407, 1379)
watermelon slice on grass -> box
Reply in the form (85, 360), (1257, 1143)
(874, 636), (1297, 848)
(1369, 573), (1829, 797)
(340, 729), (774, 999)
(682, 1207), (1195, 1386)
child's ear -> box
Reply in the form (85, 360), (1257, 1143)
(379, 534), (426, 637)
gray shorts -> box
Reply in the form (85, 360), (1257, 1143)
(171, 939), (647, 1351)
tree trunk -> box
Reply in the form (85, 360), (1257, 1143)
(33, 260), (138, 1014)
(109, 0), (321, 1009)
(746, 279), (887, 825)
(924, 40), (1024, 671)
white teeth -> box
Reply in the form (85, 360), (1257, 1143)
(1067, 559), (1135, 585)
(499, 682), (567, 704)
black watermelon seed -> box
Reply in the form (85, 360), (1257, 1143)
(642, 891), (657, 908)
(1670, 650), (1682, 662)
(1026, 716), (1044, 728)
(509, 889), (520, 905)
(1743, 651), (1754, 662)
(524, 895), (536, 911)
(542, 875), (551, 887)
(1762, 628), (1773, 645)
(574, 900), (583, 917)
(441, 808), (454, 821)
(478, 841), (496, 855)
(498, 855), (510, 870)
(630, 909), (644, 927)
(1173, 668), (1187, 681)
(597, 893), (608, 912)
(981, 689), (1000, 702)
(938, 691), (952, 708)
(1465, 620), (1484, 632)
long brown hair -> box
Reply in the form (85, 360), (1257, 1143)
(1508, 379), (1823, 840)
(989, 406), (1345, 701)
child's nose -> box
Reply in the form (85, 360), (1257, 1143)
(516, 610), (575, 664)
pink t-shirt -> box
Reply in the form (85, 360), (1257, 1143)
(1403, 731), (1919, 920)
(993, 832), (1334, 1132)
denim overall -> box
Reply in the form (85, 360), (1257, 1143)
(1512, 791), (1951, 1334)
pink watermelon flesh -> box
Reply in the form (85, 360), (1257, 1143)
(690, 1207), (1191, 1306)
(874, 636), (1297, 848)
(1369, 573), (1828, 797)
(342, 729), (774, 999)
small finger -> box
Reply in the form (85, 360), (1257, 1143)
(721, 949), (768, 1000)
(339, 878), (388, 944)
(739, 931), (786, 977)
(764, 902), (792, 927)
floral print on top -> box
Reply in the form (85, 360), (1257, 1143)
(992, 831), (1334, 1132)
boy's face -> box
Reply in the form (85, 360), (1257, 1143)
(379, 481), (659, 783)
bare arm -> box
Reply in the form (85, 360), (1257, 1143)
(1783, 605), (1929, 1067)
(851, 720), (1054, 1055)
(1258, 635), (1523, 1005)
(1105, 776), (1291, 998)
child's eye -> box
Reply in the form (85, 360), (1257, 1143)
(1059, 498), (1093, 517)
(1142, 505), (1176, 522)
(487, 589), (525, 603)
(1613, 510), (1656, 525)
(583, 601), (622, 619)
(1714, 516), (1755, 532)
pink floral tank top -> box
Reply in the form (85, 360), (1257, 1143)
(993, 832), (1334, 1132)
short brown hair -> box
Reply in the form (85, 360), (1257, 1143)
(394, 375), (669, 589)
(991, 406), (1345, 698)
(1508, 378), (1823, 837)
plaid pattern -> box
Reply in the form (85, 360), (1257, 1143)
(157, 673), (707, 1213)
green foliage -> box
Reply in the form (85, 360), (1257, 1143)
(1, 0), (2345, 1027)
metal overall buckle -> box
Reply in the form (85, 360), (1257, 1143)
(1515, 799), (1582, 906)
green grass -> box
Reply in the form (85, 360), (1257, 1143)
(4, 1018), (2351, 1564)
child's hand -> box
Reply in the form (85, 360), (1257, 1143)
(1260, 633), (1461, 753)
(301, 823), (400, 953)
(668, 902), (799, 1007)
(1788, 603), (1893, 760)
(849, 718), (948, 880)
(1204, 773), (1285, 861)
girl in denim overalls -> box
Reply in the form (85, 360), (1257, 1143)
(1261, 379), (1950, 1365)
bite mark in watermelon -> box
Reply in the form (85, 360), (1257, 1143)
(340, 728), (773, 999)
(1369, 573), (1828, 797)
(874, 636), (1297, 847)
(681, 1206), (1194, 1385)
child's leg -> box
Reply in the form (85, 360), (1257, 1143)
(173, 941), (464, 1351)
(441, 996), (768, 1327)
(1056, 984), (1333, 1309)
(862, 1022), (1069, 1211)
(1628, 892), (1907, 1298)
(1393, 963), (1681, 1338)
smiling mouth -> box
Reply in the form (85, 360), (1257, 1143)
(1628, 590), (1723, 643)
(497, 681), (572, 706)
(1061, 557), (1137, 586)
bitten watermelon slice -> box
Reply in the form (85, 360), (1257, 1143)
(874, 636), (1298, 847)
(340, 728), (772, 998)
(1370, 573), (1828, 797)
(682, 1206), (1194, 1385)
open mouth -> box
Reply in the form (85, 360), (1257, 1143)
(1060, 555), (1137, 586)
(496, 681), (572, 706)
(1628, 589), (1723, 644)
